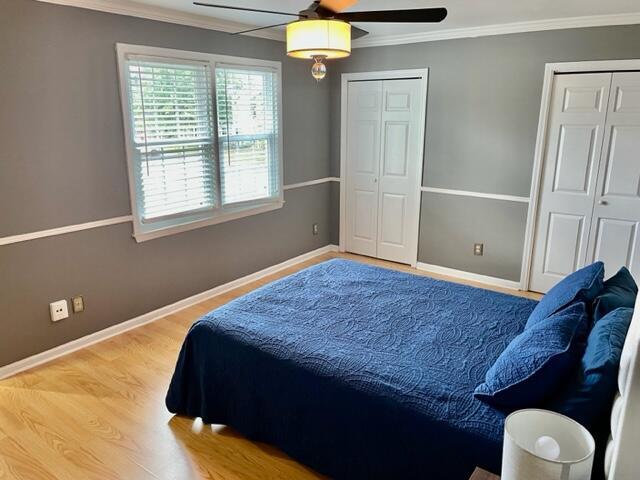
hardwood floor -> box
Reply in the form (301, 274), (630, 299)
(0, 253), (539, 479)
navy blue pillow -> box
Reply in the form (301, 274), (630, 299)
(526, 262), (604, 329)
(548, 307), (633, 428)
(592, 267), (637, 322)
(475, 302), (589, 409)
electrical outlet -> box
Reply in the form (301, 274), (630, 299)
(312, 223), (319, 235)
(72, 296), (85, 313)
(49, 299), (69, 322)
(474, 243), (484, 256)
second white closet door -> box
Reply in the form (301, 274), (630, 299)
(530, 71), (640, 293)
(530, 73), (612, 293)
(377, 79), (423, 264)
(345, 80), (382, 258)
(345, 78), (423, 265)
(586, 72), (640, 279)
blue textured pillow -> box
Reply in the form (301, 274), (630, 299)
(475, 302), (589, 409)
(548, 307), (633, 428)
(592, 267), (637, 322)
(526, 262), (604, 329)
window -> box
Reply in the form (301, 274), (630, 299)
(127, 58), (216, 222)
(216, 66), (280, 206)
(117, 44), (282, 242)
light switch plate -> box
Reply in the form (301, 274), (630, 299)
(72, 296), (85, 313)
(50, 299), (69, 322)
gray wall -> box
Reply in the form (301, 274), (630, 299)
(3, 0), (640, 367)
(331, 25), (640, 281)
(0, 0), (331, 366)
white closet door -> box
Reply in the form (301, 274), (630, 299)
(345, 80), (382, 258)
(530, 73), (612, 293)
(586, 72), (640, 280)
(376, 78), (423, 264)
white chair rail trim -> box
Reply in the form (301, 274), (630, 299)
(283, 177), (340, 190)
(0, 178), (339, 247)
(420, 187), (530, 203)
(0, 216), (134, 247)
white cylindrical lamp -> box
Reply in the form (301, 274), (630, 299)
(502, 409), (595, 480)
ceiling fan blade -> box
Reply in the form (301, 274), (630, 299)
(335, 7), (447, 23)
(193, 2), (304, 18)
(231, 22), (292, 35)
(319, 0), (358, 14)
(350, 25), (369, 39)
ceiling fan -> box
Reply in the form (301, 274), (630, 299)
(194, 0), (447, 80)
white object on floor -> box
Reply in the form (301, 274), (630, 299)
(502, 409), (594, 480)
(606, 293), (640, 480)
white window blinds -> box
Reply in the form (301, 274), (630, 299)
(216, 66), (280, 205)
(118, 45), (283, 242)
(127, 57), (216, 222)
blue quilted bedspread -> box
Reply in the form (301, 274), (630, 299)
(166, 259), (538, 479)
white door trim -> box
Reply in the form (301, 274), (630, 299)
(339, 68), (429, 268)
(520, 59), (640, 291)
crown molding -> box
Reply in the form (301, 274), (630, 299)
(33, 2), (640, 49)
(35, 0), (286, 41)
(353, 12), (640, 48)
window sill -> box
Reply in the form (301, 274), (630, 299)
(132, 200), (284, 243)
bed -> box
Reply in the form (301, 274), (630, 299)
(166, 259), (539, 479)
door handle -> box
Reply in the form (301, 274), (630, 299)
(373, 178), (378, 183)
(598, 199), (608, 206)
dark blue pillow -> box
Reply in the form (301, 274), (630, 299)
(475, 302), (589, 409)
(526, 262), (604, 329)
(592, 267), (637, 322)
(548, 307), (633, 428)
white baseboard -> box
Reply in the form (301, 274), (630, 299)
(0, 244), (339, 380)
(416, 262), (521, 291)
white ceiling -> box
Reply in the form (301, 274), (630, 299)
(132, 0), (640, 37)
(48, 0), (640, 45)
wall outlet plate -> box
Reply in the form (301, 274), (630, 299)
(474, 243), (484, 256)
(312, 223), (319, 235)
(72, 296), (85, 313)
(50, 299), (69, 322)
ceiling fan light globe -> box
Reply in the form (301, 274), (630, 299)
(311, 60), (327, 81)
(286, 20), (351, 60)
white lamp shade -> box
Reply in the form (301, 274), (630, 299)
(502, 409), (595, 480)
(286, 20), (351, 59)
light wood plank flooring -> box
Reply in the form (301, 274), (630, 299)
(0, 253), (540, 479)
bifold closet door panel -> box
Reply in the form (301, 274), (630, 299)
(530, 73), (612, 293)
(345, 80), (383, 258)
(376, 78), (423, 265)
(587, 72), (640, 281)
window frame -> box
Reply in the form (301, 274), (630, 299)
(116, 43), (284, 243)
